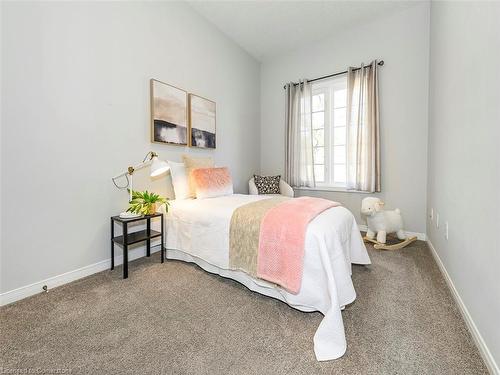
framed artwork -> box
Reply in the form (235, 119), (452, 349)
(189, 94), (216, 149)
(150, 79), (188, 146)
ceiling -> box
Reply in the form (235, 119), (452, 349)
(187, 1), (422, 61)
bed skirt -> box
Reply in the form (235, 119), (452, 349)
(165, 248), (318, 313)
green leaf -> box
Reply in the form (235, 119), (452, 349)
(126, 189), (168, 215)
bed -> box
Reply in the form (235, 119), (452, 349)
(160, 193), (370, 361)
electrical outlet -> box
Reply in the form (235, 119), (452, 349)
(430, 208), (434, 221)
(436, 213), (440, 228)
(445, 222), (449, 240)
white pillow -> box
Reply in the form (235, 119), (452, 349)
(168, 161), (190, 200)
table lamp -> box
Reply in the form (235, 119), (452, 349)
(112, 151), (169, 202)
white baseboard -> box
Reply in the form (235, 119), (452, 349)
(357, 224), (426, 241)
(0, 245), (162, 307)
(427, 240), (499, 375)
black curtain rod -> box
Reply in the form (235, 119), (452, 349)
(283, 60), (384, 89)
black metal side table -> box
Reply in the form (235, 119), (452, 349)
(110, 213), (164, 279)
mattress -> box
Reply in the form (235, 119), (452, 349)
(161, 194), (370, 360)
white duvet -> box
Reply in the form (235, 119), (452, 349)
(162, 194), (370, 360)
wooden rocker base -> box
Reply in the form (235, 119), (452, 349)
(363, 236), (417, 251)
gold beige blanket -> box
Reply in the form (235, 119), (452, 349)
(229, 196), (290, 276)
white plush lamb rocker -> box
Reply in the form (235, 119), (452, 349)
(361, 197), (417, 250)
(249, 178), (294, 197)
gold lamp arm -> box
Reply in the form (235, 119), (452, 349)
(112, 151), (158, 202)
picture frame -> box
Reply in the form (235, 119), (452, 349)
(150, 79), (188, 146)
(188, 94), (216, 149)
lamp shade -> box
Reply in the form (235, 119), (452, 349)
(150, 157), (170, 177)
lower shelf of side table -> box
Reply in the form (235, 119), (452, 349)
(112, 230), (162, 246)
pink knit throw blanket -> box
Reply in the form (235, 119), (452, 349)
(257, 197), (340, 294)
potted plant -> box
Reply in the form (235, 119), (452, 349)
(127, 190), (169, 215)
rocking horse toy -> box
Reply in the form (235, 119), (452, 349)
(361, 197), (417, 250)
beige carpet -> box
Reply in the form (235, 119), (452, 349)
(0, 240), (487, 374)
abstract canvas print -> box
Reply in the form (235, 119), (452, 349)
(150, 79), (188, 146)
(189, 94), (216, 149)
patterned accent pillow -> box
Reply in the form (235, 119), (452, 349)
(254, 175), (281, 194)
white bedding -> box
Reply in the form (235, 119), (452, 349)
(162, 194), (370, 360)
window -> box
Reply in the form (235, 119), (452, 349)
(311, 75), (348, 187)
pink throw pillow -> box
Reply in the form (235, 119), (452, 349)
(192, 167), (233, 199)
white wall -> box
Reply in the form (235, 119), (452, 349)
(0, 1), (260, 293)
(260, 3), (430, 233)
(427, 1), (500, 368)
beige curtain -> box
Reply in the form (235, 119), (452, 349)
(346, 60), (381, 192)
(284, 80), (315, 188)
